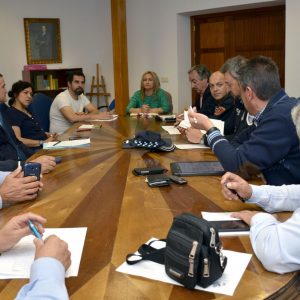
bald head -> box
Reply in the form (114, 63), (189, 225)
(209, 71), (228, 100)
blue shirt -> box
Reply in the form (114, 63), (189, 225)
(247, 184), (300, 274)
(15, 257), (68, 300)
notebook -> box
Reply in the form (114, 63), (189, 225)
(170, 161), (224, 176)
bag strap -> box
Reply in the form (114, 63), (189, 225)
(126, 239), (166, 265)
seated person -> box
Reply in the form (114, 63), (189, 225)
(188, 56), (300, 185)
(126, 71), (170, 114)
(0, 167), (42, 209)
(50, 71), (112, 134)
(6, 81), (57, 149)
(0, 73), (56, 173)
(0, 212), (70, 299)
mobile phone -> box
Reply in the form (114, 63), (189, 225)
(209, 220), (250, 232)
(133, 167), (166, 176)
(23, 162), (41, 180)
(146, 174), (171, 187)
(169, 175), (187, 185)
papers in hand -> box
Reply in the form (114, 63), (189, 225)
(43, 138), (91, 149)
(178, 110), (224, 134)
(0, 227), (87, 279)
(117, 237), (252, 296)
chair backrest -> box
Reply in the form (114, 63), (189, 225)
(163, 90), (173, 113)
(28, 93), (52, 132)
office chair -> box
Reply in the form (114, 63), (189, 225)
(163, 90), (173, 113)
(28, 93), (52, 132)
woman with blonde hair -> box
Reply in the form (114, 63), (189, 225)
(126, 71), (170, 114)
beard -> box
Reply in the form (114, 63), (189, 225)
(74, 87), (84, 96)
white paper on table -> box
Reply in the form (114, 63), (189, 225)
(90, 114), (118, 121)
(161, 126), (181, 135)
(175, 143), (209, 149)
(43, 138), (90, 149)
(130, 113), (158, 118)
(116, 238), (252, 296)
(78, 124), (95, 130)
(202, 212), (250, 237)
(158, 115), (176, 121)
(0, 227), (87, 279)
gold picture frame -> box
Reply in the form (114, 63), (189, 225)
(24, 18), (62, 64)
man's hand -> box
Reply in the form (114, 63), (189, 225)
(231, 210), (260, 226)
(220, 172), (252, 201)
(0, 212), (46, 252)
(185, 128), (203, 144)
(174, 113), (184, 127)
(31, 156), (56, 174)
(187, 109), (213, 131)
(34, 235), (71, 271)
(0, 167), (43, 204)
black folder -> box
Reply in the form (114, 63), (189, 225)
(170, 161), (225, 176)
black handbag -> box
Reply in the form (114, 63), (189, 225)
(126, 212), (227, 289)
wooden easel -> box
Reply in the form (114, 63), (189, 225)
(86, 64), (111, 110)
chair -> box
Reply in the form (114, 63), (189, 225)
(163, 90), (173, 113)
(28, 93), (52, 132)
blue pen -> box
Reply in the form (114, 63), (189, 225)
(28, 220), (43, 240)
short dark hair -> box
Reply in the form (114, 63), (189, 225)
(220, 56), (248, 80)
(8, 80), (32, 106)
(188, 64), (211, 81)
(66, 71), (85, 84)
(237, 56), (281, 101)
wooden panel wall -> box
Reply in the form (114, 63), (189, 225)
(191, 5), (285, 86)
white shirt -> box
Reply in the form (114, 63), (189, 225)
(0, 171), (10, 209)
(247, 184), (300, 273)
(50, 89), (90, 134)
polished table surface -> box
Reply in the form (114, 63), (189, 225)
(0, 116), (299, 299)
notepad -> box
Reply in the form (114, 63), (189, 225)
(0, 227), (87, 279)
(43, 138), (91, 149)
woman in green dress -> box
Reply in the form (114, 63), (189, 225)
(126, 71), (170, 114)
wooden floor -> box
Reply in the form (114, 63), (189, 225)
(0, 116), (299, 299)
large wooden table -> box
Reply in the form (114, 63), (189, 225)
(0, 116), (299, 299)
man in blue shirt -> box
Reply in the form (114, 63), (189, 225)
(188, 56), (300, 185)
(0, 212), (70, 299)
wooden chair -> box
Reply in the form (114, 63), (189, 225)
(163, 90), (173, 113)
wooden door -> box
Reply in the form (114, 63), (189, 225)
(191, 5), (285, 86)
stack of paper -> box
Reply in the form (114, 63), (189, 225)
(43, 138), (91, 149)
(0, 227), (87, 278)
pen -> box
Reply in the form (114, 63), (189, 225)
(53, 141), (61, 146)
(224, 183), (245, 203)
(28, 220), (43, 240)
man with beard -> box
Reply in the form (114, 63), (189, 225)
(50, 71), (112, 133)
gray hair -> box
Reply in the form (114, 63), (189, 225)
(237, 56), (281, 101)
(188, 64), (211, 81)
(220, 56), (248, 80)
(292, 103), (300, 139)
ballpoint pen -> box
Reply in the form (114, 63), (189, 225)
(52, 141), (61, 146)
(28, 220), (43, 240)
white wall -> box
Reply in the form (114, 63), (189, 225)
(126, 0), (300, 113)
(0, 0), (114, 107)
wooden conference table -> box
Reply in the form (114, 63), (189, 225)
(0, 116), (299, 299)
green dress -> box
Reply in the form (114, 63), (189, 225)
(126, 88), (170, 114)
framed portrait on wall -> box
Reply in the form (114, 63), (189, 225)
(24, 18), (62, 64)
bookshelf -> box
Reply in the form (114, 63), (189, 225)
(22, 67), (83, 99)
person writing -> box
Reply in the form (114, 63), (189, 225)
(6, 80), (57, 149)
(0, 212), (70, 299)
(126, 71), (170, 114)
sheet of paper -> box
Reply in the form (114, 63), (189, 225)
(43, 138), (91, 149)
(161, 126), (181, 135)
(202, 212), (250, 236)
(158, 114), (176, 121)
(116, 238), (252, 296)
(175, 143), (209, 149)
(0, 227), (87, 279)
(78, 124), (95, 129)
(90, 114), (118, 122)
(130, 113), (158, 118)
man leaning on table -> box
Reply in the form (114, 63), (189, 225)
(50, 71), (112, 134)
(220, 102), (300, 273)
(0, 212), (70, 299)
(188, 56), (300, 185)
